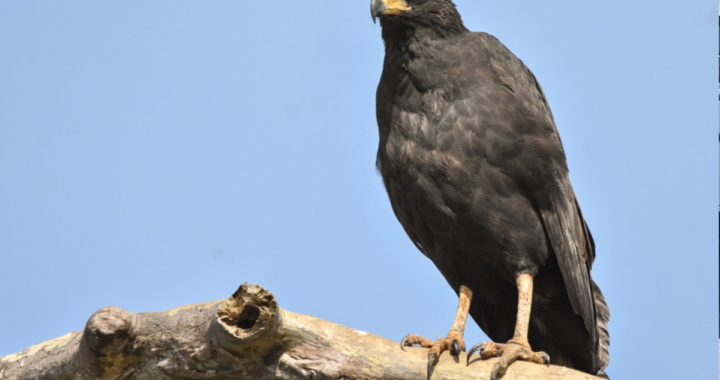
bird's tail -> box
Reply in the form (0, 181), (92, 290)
(592, 278), (610, 377)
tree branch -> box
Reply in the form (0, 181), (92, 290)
(0, 283), (603, 380)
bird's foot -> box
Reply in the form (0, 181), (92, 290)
(466, 339), (549, 380)
(401, 332), (465, 379)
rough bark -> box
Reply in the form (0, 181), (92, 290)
(0, 283), (603, 380)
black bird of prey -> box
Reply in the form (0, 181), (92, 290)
(370, 0), (610, 379)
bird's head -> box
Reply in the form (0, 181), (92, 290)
(370, 0), (466, 34)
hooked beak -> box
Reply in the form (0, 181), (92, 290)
(371, 0), (386, 24)
(371, 0), (411, 24)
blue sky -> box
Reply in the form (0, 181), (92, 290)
(0, 1), (717, 379)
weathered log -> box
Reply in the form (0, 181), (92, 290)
(0, 284), (603, 380)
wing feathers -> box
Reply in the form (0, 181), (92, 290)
(539, 179), (595, 337)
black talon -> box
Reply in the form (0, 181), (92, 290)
(466, 343), (483, 365)
(542, 352), (551, 366)
(490, 363), (505, 380)
(427, 352), (438, 380)
(451, 339), (460, 355)
(450, 339), (460, 362)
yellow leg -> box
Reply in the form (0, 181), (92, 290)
(467, 274), (550, 380)
(401, 285), (473, 379)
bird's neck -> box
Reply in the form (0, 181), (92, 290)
(381, 25), (462, 59)
(380, 6), (468, 52)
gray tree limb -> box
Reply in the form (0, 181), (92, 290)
(0, 284), (604, 380)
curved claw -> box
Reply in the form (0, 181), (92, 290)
(450, 339), (461, 363)
(451, 339), (460, 356)
(400, 337), (407, 351)
(541, 352), (551, 366)
(490, 363), (505, 380)
(427, 352), (438, 380)
(466, 343), (483, 365)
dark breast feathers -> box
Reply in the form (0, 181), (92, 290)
(376, 31), (609, 374)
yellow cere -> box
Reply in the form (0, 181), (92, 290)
(382, 0), (411, 14)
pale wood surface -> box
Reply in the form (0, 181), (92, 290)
(0, 284), (605, 380)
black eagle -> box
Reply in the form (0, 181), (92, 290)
(370, 0), (610, 379)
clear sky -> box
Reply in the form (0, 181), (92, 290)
(0, 1), (717, 379)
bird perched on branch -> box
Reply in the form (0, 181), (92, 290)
(370, 1), (610, 379)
